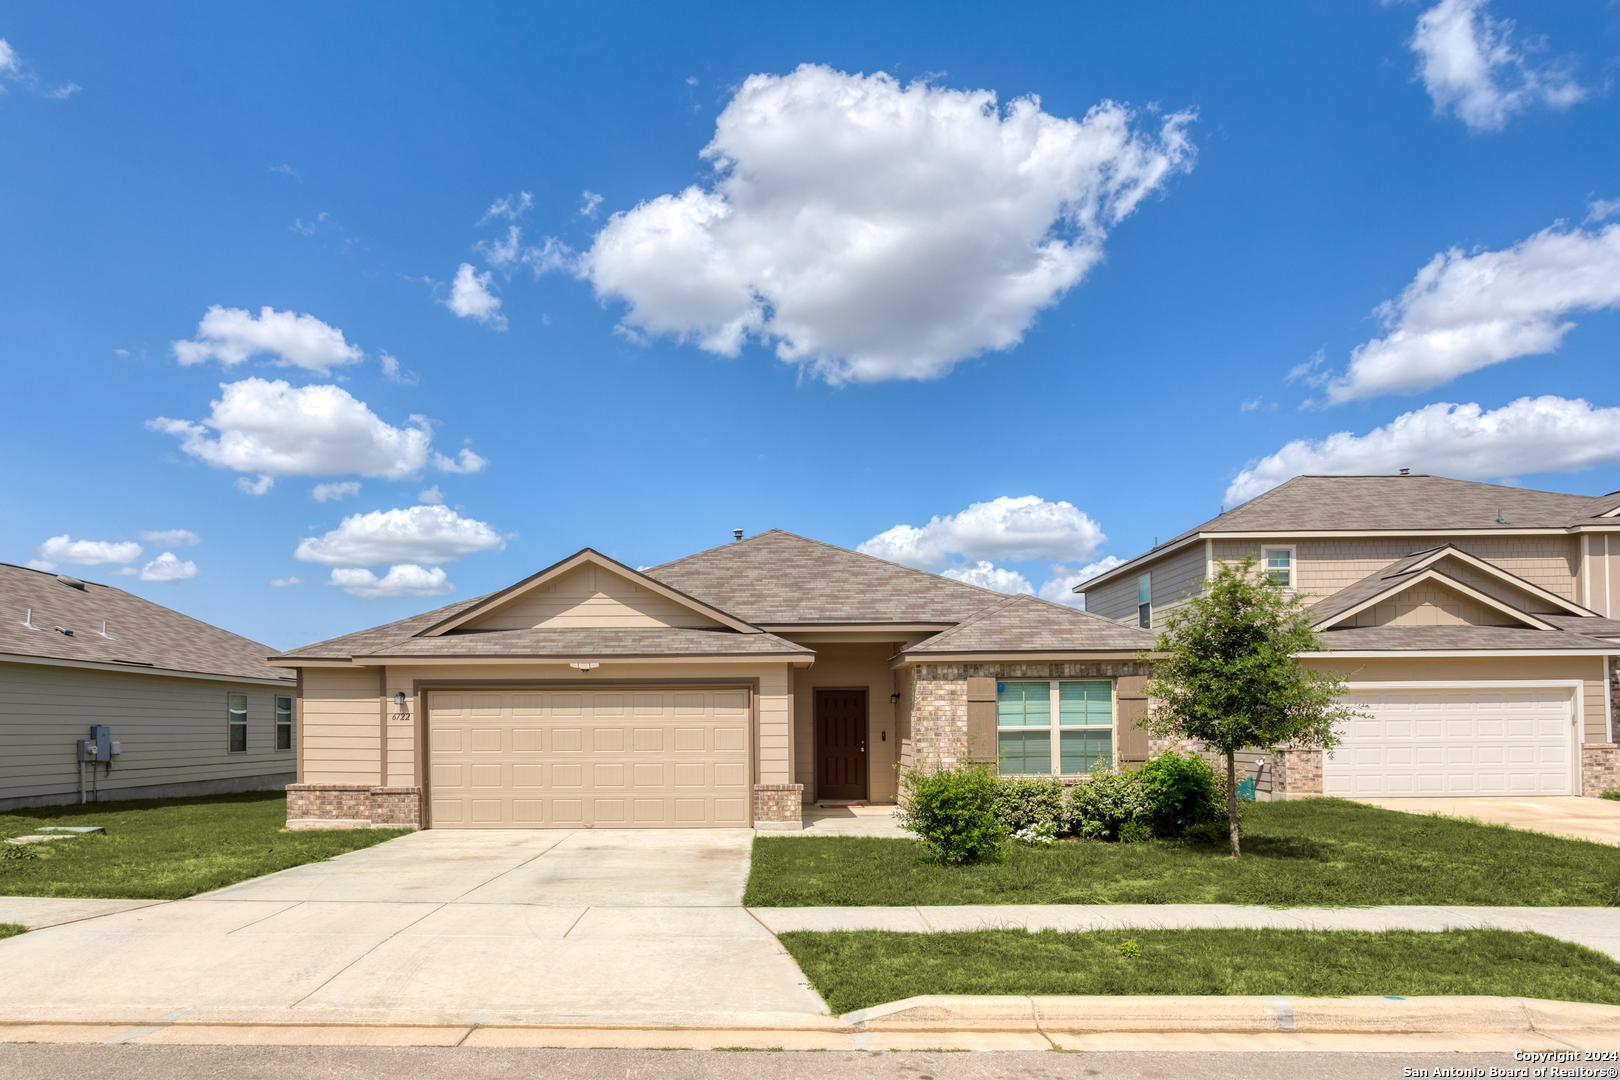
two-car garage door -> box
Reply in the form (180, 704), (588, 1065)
(1323, 687), (1576, 797)
(428, 689), (751, 828)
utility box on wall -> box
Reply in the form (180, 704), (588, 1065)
(76, 726), (116, 763)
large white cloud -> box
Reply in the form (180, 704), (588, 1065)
(1409, 0), (1585, 133)
(148, 379), (485, 491)
(445, 264), (506, 329)
(940, 562), (1034, 596)
(1320, 224), (1620, 404)
(1038, 556), (1125, 609)
(330, 564), (453, 599)
(294, 505), (505, 567)
(580, 65), (1194, 384)
(137, 552), (198, 582)
(859, 496), (1105, 569)
(31, 536), (142, 572)
(1227, 395), (1620, 504)
(172, 306), (364, 374)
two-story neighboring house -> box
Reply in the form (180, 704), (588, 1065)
(1080, 474), (1620, 800)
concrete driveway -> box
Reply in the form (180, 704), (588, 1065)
(0, 829), (827, 1028)
(1353, 796), (1620, 846)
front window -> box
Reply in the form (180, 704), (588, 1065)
(997, 680), (1114, 775)
(228, 693), (247, 753)
(1264, 547), (1293, 587)
(276, 696), (294, 751)
(1137, 573), (1152, 628)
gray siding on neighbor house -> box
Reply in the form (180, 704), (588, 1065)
(1086, 542), (1208, 626)
(0, 660), (296, 807)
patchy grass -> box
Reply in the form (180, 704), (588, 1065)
(0, 792), (409, 900)
(0, 924), (25, 940)
(746, 799), (1620, 907)
(779, 928), (1620, 1014)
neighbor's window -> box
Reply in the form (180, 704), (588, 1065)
(1263, 547), (1293, 587)
(997, 680), (1113, 776)
(228, 693), (248, 753)
(1137, 573), (1152, 628)
(276, 696), (294, 751)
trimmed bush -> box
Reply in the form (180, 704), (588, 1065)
(1601, 790), (1620, 802)
(993, 776), (1066, 834)
(897, 764), (1008, 865)
(1066, 766), (1153, 842)
(1135, 750), (1220, 838)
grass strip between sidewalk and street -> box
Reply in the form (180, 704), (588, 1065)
(746, 799), (1620, 908)
(0, 792), (410, 900)
(0, 923), (25, 940)
(777, 927), (1620, 1014)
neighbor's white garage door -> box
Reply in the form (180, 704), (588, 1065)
(1324, 687), (1575, 797)
(428, 689), (751, 828)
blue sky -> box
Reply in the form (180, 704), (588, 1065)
(3, 0), (1619, 650)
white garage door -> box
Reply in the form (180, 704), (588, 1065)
(1324, 687), (1575, 797)
(427, 689), (752, 828)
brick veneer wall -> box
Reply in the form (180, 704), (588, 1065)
(754, 783), (803, 828)
(910, 662), (1152, 771)
(286, 783), (421, 829)
(1584, 744), (1620, 797)
(1272, 748), (1323, 796)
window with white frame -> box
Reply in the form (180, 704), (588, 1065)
(1137, 573), (1151, 628)
(1263, 546), (1294, 587)
(227, 693), (248, 753)
(996, 680), (1114, 776)
(276, 696), (294, 751)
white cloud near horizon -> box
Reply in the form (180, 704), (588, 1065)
(1409, 0), (1585, 133)
(312, 481), (362, 503)
(1319, 223), (1620, 404)
(330, 564), (454, 599)
(940, 561), (1034, 595)
(294, 505), (505, 567)
(31, 536), (142, 572)
(1226, 395), (1620, 504)
(137, 529), (200, 547)
(859, 496), (1106, 569)
(1038, 556), (1125, 609)
(172, 306), (364, 374)
(148, 379), (486, 491)
(445, 264), (506, 329)
(137, 552), (198, 582)
(580, 64), (1195, 384)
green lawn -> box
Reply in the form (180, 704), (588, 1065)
(0, 924), (24, 940)
(746, 799), (1620, 907)
(780, 928), (1620, 1014)
(0, 792), (410, 900)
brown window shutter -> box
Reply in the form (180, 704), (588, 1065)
(1115, 675), (1152, 764)
(965, 677), (998, 765)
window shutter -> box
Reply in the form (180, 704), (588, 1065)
(1115, 675), (1152, 764)
(965, 677), (997, 764)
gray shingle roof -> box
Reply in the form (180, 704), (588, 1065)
(906, 594), (1159, 655)
(646, 529), (1005, 625)
(0, 562), (291, 682)
(357, 626), (812, 659)
(273, 593), (495, 661)
(1314, 625), (1616, 652)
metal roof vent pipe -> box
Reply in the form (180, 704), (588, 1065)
(56, 575), (87, 590)
(1399, 468), (1410, 475)
(732, 529), (744, 542)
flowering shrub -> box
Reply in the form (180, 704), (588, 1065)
(1011, 822), (1057, 846)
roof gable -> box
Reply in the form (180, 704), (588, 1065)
(1314, 566), (1553, 632)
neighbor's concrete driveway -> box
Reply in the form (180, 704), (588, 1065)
(1352, 796), (1620, 846)
(0, 829), (826, 1028)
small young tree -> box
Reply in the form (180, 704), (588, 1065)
(1140, 557), (1361, 857)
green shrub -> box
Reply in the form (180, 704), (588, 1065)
(1135, 751), (1220, 838)
(897, 765), (1008, 865)
(994, 776), (1067, 834)
(1601, 790), (1620, 802)
(1066, 766), (1153, 841)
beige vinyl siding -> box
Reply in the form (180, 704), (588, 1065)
(300, 666), (384, 786)
(460, 565), (724, 631)
(1338, 581), (1524, 628)
(1302, 655), (1609, 744)
(1212, 536), (1579, 602)
(0, 662), (294, 802)
(788, 642), (904, 803)
(1581, 534), (1620, 618)
(376, 661), (794, 791)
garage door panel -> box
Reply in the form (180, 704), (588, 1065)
(1328, 688), (1572, 798)
(428, 689), (752, 828)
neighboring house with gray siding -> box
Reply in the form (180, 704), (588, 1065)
(0, 562), (296, 810)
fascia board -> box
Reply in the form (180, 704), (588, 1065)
(0, 650), (294, 685)
(351, 652), (808, 665)
(893, 650), (1161, 668)
(1298, 649), (1619, 658)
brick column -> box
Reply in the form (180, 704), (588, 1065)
(753, 783), (803, 830)
(285, 783), (421, 829)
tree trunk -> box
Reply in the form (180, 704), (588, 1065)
(1226, 750), (1240, 858)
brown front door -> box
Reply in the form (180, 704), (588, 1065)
(815, 689), (868, 801)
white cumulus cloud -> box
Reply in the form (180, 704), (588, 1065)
(137, 529), (200, 546)
(1409, 0), (1586, 133)
(580, 64), (1194, 384)
(940, 561), (1034, 595)
(312, 481), (362, 503)
(137, 552), (198, 582)
(1037, 557), (1125, 609)
(172, 306), (364, 374)
(417, 485), (444, 505)
(445, 264), (507, 329)
(858, 496), (1106, 570)
(148, 379), (484, 488)
(270, 576), (307, 587)
(1321, 223), (1620, 404)
(1227, 395), (1620, 504)
(331, 564), (453, 600)
(33, 536), (143, 572)
(294, 505), (505, 567)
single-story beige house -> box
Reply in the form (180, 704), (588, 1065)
(0, 562), (297, 810)
(272, 531), (1158, 829)
(1081, 474), (1620, 799)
